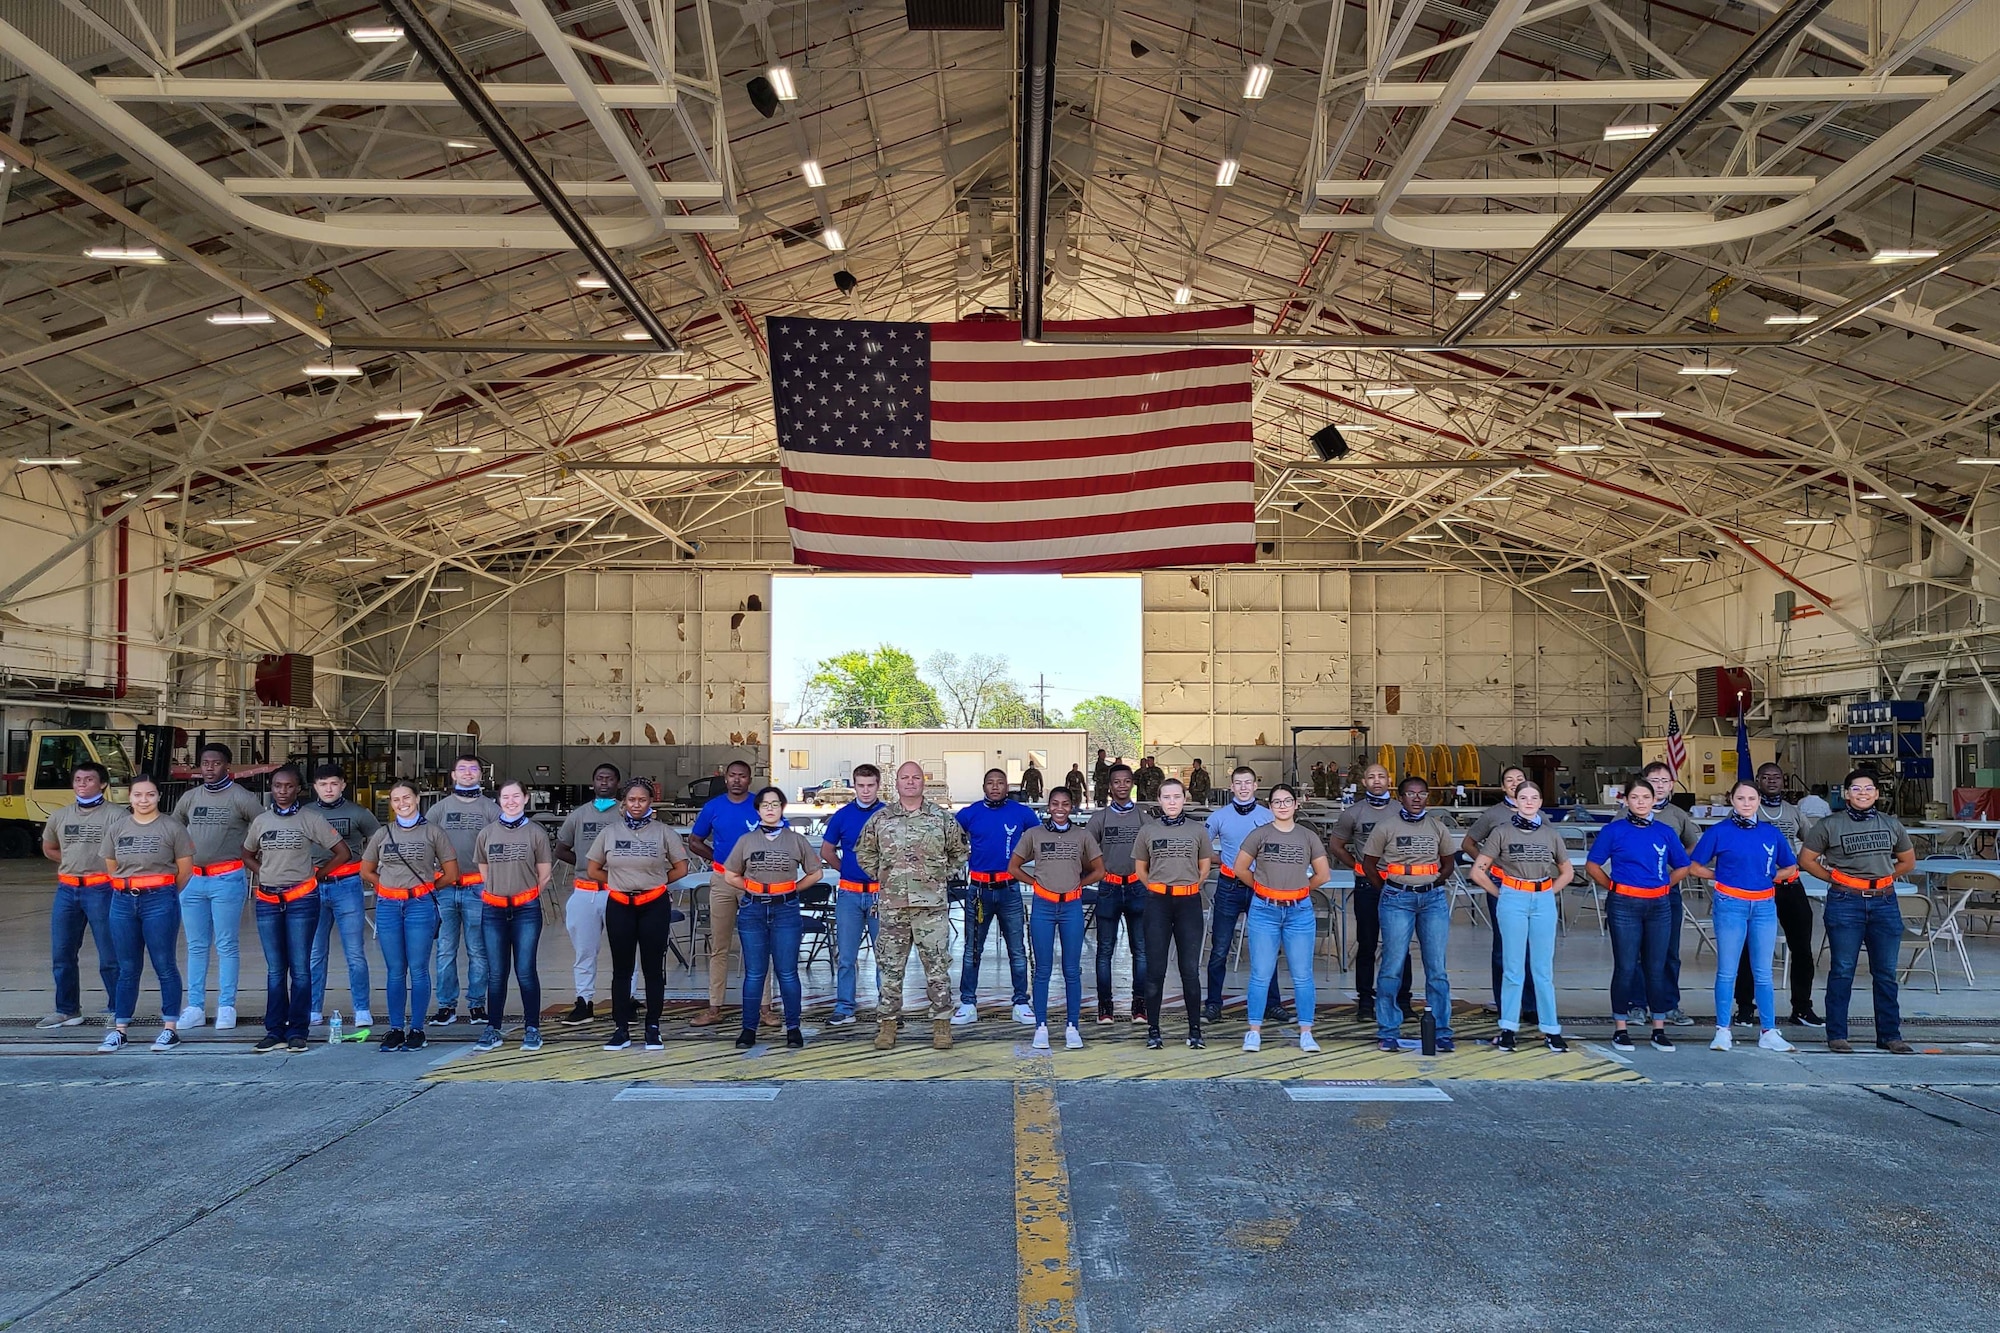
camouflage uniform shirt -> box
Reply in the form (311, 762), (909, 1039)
(855, 800), (968, 907)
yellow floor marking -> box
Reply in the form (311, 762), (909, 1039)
(1223, 1216), (1299, 1250)
(1014, 1068), (1081, 1333)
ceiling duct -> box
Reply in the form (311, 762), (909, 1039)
(906, 0), (1005, 30)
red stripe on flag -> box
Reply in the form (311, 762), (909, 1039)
(788, 542), (1258, 574)
(930, 420), (1249, 463)
(780, 460), (1252, 502)
(930, 381), (1251, 423)
(785, 501), (1253, 543)
(929, 348), (1251, 382)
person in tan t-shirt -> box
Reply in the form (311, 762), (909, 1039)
(722, 787), (822, 1049)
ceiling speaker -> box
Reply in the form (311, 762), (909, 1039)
(746, 76), (780, 119)
(1309, 424), (1350, 461)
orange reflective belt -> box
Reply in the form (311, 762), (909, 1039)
(1217, 865), (1240, 880)
(1612, 882), (1670, 899)
(376, 878), (438, 901)
(1383, 862), (1441, 877)
(1100, 872), (1134, 886)
(1029, 882), (1082, 904)
(116, 872), (178, 891)
(480, 886), (541, 909)
(57, 872), (110, 888)
(968, 870), (1014, 884)
(1253, 882), (1310, 903)
(193, 859), (244, 877)
(838, 878), (880, 894)
(323, 861), (363, 879)
(456, 869), (485, 888)
(1714, 881), (1776, 902)
(1147, 882), (1202, 896)
(254, 877), (318, 905)
(1494, 870), (1555, 893)
(608, 884), (669, 907)
(711, 860), (727, 874)
(1828, 868), (1895, 893)
(571, 877), (606, 893)
(743, 879), (799, 897)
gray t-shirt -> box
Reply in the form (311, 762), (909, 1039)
(1012, 824), (1101, 897)
(1086, 804), (1149, 878)
(1238, 824), (1330, 894)
(173, 782), (265, 866)
(1802, 810), (1913, 882)
(723, 826), (823, 887)
(1477, 821), (1568, 885)
(43, 799), (123, 876)
(362, 820), (458, 889)
(432, 792), (502, 870)
(308, 798), (381, 870)
(1757, 799), (1805, 841)
(557, 801), (622, 864)
(585, 819), (690, 892)
(1361, 814), (1459, 886)
(1132, 818), (1215, 887)
(475, 819), (553, 895)
(1329, 796), (1397, 868)
(1464, 799), (1521, 846)
(104, 813), (194, 877)
(245, 807), (343, 888)
(1649, 800), (1701, 852)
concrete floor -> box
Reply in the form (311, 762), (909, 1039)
(7, 861), (2000, 1330)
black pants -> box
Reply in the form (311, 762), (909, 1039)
(1141, 892), (1205, 1036)
(606, 896), (672, 1028)
(1734, 880), (1816, 1017)
(1487, 892), (1537, 1022)
(1353, 877), (1412, 1012)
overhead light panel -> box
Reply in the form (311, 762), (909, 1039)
(446, 140), (478, 150)
(1871, 247), (1939, 263)
(1363, 386), (1415, 398)
(1612, 409), (1663, 420)
(433, 445), (482, 454)
(430, 586), (466, 593)
(1453, 288), (1486, 301)
(1570, 586), (1608, 593)
(347, 24), (405, 43)
(1678, 363), (1737, 376)
(1215, 158), (1239, 187)
(575, 275), (610, 290)
(620, 332), (658, 341)
(334, 556), (376, 564)
(1555, 443), (1602, 453)
(1764, 312), (1817, 325)
(207, 309), (273, 326)
(800, 159), (825, 188)
(1466, 495), (1513, 502)
(654, 372), (702, 380)
(303, 362), (363, 378)
(1603, 123), (1658, 141)
(1405, 533), (1444, 541)
(1660, 556), (1703, 564)
(18, 456), (82, 466)
(489, 472), (529, 480)
(1784, 517), (1835, 526)
(1172, 284), (1192, 305)
(374, 408), (423, 421)
(1243, 63), (1272, 100)
(1859, 491), (1915, 500)
(205, 517), (256, 526)
(84, 245), (164, 264)
(768, 66), (798, 100)
(1958, 457), (2000, 466)
(822, 228), (846, 251)
(1624, 573), (1650, 581)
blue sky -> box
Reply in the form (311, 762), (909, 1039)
(771, 574), (1141, 724)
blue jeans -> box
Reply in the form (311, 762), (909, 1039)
(179, 867), (249, 1011)
(834, 890), (880, 1018)
(1664, 886), (1685, 1011)
(255, 888), (320, 1040)
(1247, 895), (1318, 1028)
(110, 888), (182, 1024)
(433, 885), (487, 1012)
(1375, 886), (1450, 1041)
(1203, 876), (1283, 1013)
(737, 894), (804, 1029)
(1030, 895), (1085, 1028)
(959, 884), (1029, 1005)
(1496, 887), (1559, 1034)
(1607, 891), (1674, 1021)
(51, 880), (117, 1018)
(1712, 894), (1778, 1031)
(481, 900), (543, 1029)
(1094, 880), (1149, 1016)
(1822, 889), (1903, 1043)
(376, 893), (439, 1031)
(309, 872), (371, 1018)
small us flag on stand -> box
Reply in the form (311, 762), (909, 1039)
(769, 308), (1257, 572)
(1665, 698), (1688, 774)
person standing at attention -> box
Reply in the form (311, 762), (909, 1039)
(722, 787), (822, 1050)
(1020, 760), (1044, 803)
(1234, 784), (1331, 1053)
(1010, 786), (1105, 1052)
(306, 763), (380, 1030)
(360, 782), (459, 1053)
(471, 780), (553, 1054)
(1585, 781), (1689, 1053)
(1362, 777), (1459, 1055)
(242, 766), (350, 1055)
(819, 764), (885, 1027)
(1687, 781), (1799, 1054)
(431, 754), (499, 1028)
(1797, 770), (1916, 1055)
(856, 761), (968, 1052)
(953, 769), (1037, 1027)
(1202, 767), (1284, 1024)
(1133, 779), (1214, 1049)
(687, 759), (761, 1028)
(1639, 761), (1701, 1027)
(1468, 781), (1571, 1052)
(37, 762), (121, 1032)
(587, 780), (690, 1053)
(1733, 761), (1823, 1030)
(1460, 765), (1532, 1021)
(1087, 763), (1151, 1026)
(1186, 758), (1211, 805)
(100, 774), (193, 1052)
(552, 762), (626, 1026)
(170, 743), (263, 1031)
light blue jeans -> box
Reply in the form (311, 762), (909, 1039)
(1376, 885), (1453, 1042)
(1245, 895), (1317, 1028)
(1496, 887), (1560, 1034)
(179, 867), (249, 1011)
(1712, 893), (1779, 1031)
(433, 885), (487, 1012)
(309, 872), (371, 1018)
(833, 889), (880, 1018)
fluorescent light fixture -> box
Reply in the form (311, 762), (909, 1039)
(84, 245), (163, 263)
(768, 66), (797, 100)
(1172, 284), (1192, 305)
(429, 586), (466, 593)
(1660, 556), (1703, 564)
(19, 456), (81, 466)
(347, 24), (404, 42)
(525, 493), (566, 501)
(1603, 123), (1658, 141)
(1764, 312), (1817, 325)
(715, 433), (755, 441)
(1612, 409), (1663, 420)
(205, 517), (255, 526)
(587, 532), (634, 541)
(1466, 494), (1514, 502)
(654, 372), (701, 380)
(1859, 491), (1915, 500)
(1243, 63), (1272, 100)
(122, 490), (180, 500)
(1555, 443), (1602, 453)
(276, 538), (304, 545)
(1784, 517), (1834, 525)
(489, 472), (529, 479)
(433, 445), (482, 454)
(1570, 586), (1608, 593)
(1624, 573), (1650, 581)
(207, 309), (273, 326)
(1870, 247), (1939, 263)
(1405, 533), (1444, 541)
(800, 159), (825, 187)
(1678, 363), (1737, 376)
(620, 332), (657, 341)
(303, 362), (362, 378)
(386, 573), (412, 580)
(334, 556), (376, 564)
(1363, 386), (1415, 398)
(1959, 457), (2000, 466)
(1215, 158), (1240, 187)
(446, 140), (478, 150)
(1739, 538), (1761, 545)
(1506, 290), (1522, 300)
(374, 408), (424, 421)
(822, 228), (846, 251)
(1519, 469), (1553, 477)
(575, 275), (610, 290)
(1453, 288), (1486, 301)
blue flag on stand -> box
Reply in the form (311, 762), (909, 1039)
(1736, 698), (1754, 788)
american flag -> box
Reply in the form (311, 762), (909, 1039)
(1665, 698), (1687, 774)
(769, 309), (1257, 572)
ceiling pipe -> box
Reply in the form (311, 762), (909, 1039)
(1017, 0), (1060, 341)
(1440, 0), (1836, 346)
(1797, 221), (2000, 344)
(374, 0), (679, 352)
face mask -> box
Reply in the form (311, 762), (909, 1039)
(1626, 812), (1652, 827)
(623, 808), (655, 830)
(1232, 800), (1258, 815)
(1396, 806), (1426, 822)
(1511, 812), (1542, 831)
(1050, 819), (1071, 832)
(1160, 813), (1185, 826)
(1365, 792), (1392, 807)
(1846, 804), (1876, 821)
(501, 812), (529, 829)
(395, 812), (425, 828)
(453, 784), (483, 797)
(76, 792), (105, 808)
(1732, 813), (1760, 829)
(594, 797), (618, 812)
(315, 797), (344, 809)
(203, 776), (234, 792)
(985, 797), (1008, 808)
(273, 798), (301, 816)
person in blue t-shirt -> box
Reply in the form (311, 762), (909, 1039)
(1586, 782), (1690, 1053)
(1689, 781), (1799, 1054)
(688, 760), (763, 1027)
(1201, 766), (1284, 1023)
(953, 769), (1036, 1026)
(818, 764), (886, 1026)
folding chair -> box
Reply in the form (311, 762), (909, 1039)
(1895, 892), (1942, 992)
(1446, 875), (1489, 928)
(798, 880), (836, 968)
(1903, 874), (1981, 987)
(1682, 881), (1717, 958)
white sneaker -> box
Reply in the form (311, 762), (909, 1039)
(1298, 1030), (1321, 1053)
(215, 1005), (238, 1030)
(1758, 1029), (1798, 1053)
(354, 1009), (373, 1028)
(151, 1030), (183, 1053)
(177, 1006), (206, 1029)
(35, 1012), (77, 1030)
(1012, 1003), (1035, 1025)
(1064, 1024), (1084, 1049)
(1710, 1028), (1733, 1051)
(950, 1002), (978, 1026)
(97, 1029), (126, 1053)
(1242, 1029), (1262, 1052)
(1032, 1024), (1050, 1050)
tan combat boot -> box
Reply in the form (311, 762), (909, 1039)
(932, 1019), (954, 1051)
(874, 1019), (898, 1050)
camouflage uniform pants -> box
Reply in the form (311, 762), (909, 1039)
(876, 900), (953, 1022)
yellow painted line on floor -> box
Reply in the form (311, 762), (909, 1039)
(1014, 1066), (1080, 1333)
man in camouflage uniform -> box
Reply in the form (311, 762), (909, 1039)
(857, 761), (969, 1051)
(1135, 756), (1164, 802)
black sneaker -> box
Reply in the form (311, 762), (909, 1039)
(1187, 1030), (1205, 1049)
(467, 1006), (488, 1025)
(254, 1034), (285, 1054)
(286, 1037), (309, 1053)
(785, 1027), (805, 1049)
(644, 1025), (664, 1051)
(1146, 1032), (1165, 1050)
(1496, 1030), (1516, 1052)
(734, 1029), (757, 1050)
(1434, 1036), (1456, 1053)
(561, 998), (594, 1027)
(1096, 1007), (1115, 1026)
(1791, 1008), (1826, 1028)
(404, 1029), (427, 1052)
(1649, 1030), (1675, 1052)
(379, 1028), (407, 1053)
(432, 1006), (456, 1026)
(1544, 1033), (1569, 1053)
(1201, 1003), (1221, 1024)
(1611, 1030), (1636, 1052)
(603, 1025), (632, 1051)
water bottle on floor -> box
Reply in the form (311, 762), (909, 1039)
(328, 1011), (343, 1045)
(1419, 1010), (1436, 1056)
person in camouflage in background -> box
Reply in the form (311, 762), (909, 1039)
(857, 761), (969, 1052)
(1135, 756), (1165, 803)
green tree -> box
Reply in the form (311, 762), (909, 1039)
(1070, 695), (1140, 762)
(798, 646), (945, 727)
(982, 681), (1053, 729)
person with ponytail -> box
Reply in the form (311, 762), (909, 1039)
(1235, 783), (1332, 1053)
(1200, 766), (1283, 1024)
(472, 780), (553, 1053)
(721, 786), (821, 1049)
(586, 780), (689, 1052)
(360, 782), (459, 1053)
(1688, 780), (1800, 1054)
(101, 774), (193, 1052)
(1469, 781), (1572, 1052)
